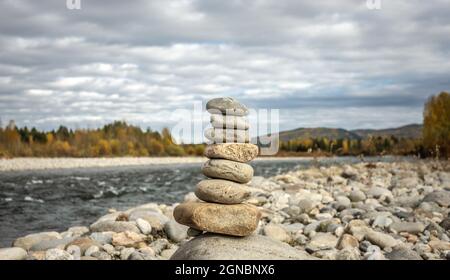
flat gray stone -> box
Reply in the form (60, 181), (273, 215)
(389, 222), (425, 234)
(423, 191), (450, 207)
(206, 97), (249, 116)
(13, 232), (61, 250)
(89, 220), (140, 233)
(30, 237), (76, 251)
(170, 233), (316, 260)
(385, 246), (422, 260)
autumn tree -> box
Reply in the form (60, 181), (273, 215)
(423, 92), (450, 158)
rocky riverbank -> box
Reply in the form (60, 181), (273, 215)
(1, 160), (449, 260)
(0, 156), (318, 172)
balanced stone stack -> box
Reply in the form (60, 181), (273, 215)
(173, 97), (261, 237)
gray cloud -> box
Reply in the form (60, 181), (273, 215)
(0, 0), (449, 142)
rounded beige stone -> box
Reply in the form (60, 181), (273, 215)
(204, 143), (258, 163)
(202, 159), (253, 183)
(195, 179), (250, 204)
(173, 202), (261, 236)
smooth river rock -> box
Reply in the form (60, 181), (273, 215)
(423, 190), (450, 207)
(173, 202), (261, 236)
(204, 127), (250, 143)
(0, 247), (28, 260)
(89, 220), (140, 234)
(202, 159), (253, 184)
(206, 97), (249, 116)
(389, 222), (425, 234)
(13, 232), (62, 250)
(204, 143), (258, 163)
(170, 233), (316, 260)
(195, 179), (251, 204)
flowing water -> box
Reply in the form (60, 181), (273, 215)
(0, 156), (409, 247)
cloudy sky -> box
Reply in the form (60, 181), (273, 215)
(0, 0), (449, 142)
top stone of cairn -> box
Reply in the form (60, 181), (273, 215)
(206, 97), (249, 116)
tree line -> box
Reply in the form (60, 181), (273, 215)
(0, 92), (448, 158)
(0, 121), (204, 157)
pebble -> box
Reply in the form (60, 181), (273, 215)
(90, 221), (140, 234)
(365, 231), (399, 249)
(164, 219), (188, 242)
(337, 234), (359, 249)
(385, 245), (422, 260)
(423, 191), (450, 207)
(45, 248), (74, 260)
(89, 232), (114, 244)
(336, 248), (361, 260)
(306, 233), (338, 252)
(66, 237), (101, 254)
(263, 224), (291, 243)
(66, 245), (81, 260)
(112, 231), (146, 248)
(84, 245), (100, 257)
(389, 222), (425, 234)
(349, 190), (366, 202)
(136, 218), (152, 235)
(187, 227), (203, 237)
(120, 248), (136, 260)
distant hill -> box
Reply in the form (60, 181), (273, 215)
(277, 127), (361, 142)
(259, 124), (422, 142)
(351, 124), (422, 139)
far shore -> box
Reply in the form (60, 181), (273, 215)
(0, 156), (332, 172)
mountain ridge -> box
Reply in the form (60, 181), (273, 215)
(259, 124), (422, 142)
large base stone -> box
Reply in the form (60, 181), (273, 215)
(170, 233), (317, 260)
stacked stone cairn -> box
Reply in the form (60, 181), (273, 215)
(173, 97), (261, 237)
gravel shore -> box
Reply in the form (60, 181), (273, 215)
(1, 160), (449, 260)
(0, 156), (319, 172)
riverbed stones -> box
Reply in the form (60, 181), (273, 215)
(202, 159), (253, 183)
(206, 97), (249, 116)
(170, 233), (317, 260)
(204, 143), (258, 163)
(174, 202), (260, 236)
(195, 179), (251, 204)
